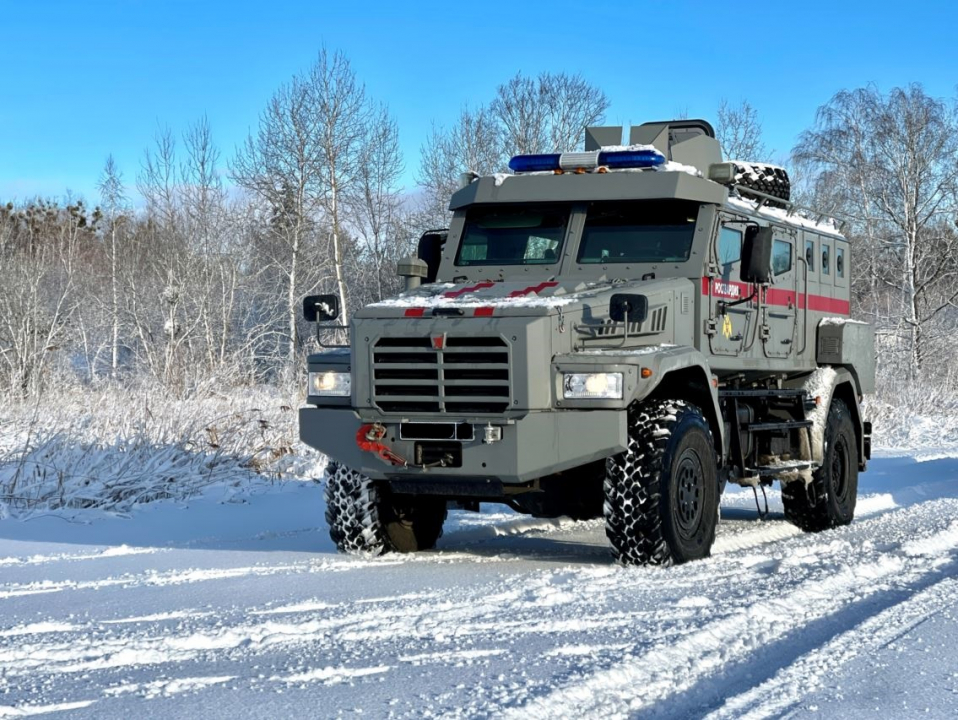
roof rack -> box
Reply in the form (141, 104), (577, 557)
(731, 185), (848, 231)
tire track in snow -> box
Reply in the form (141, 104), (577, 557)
(502, 514), (958, 720)
(704, 574), (958, 719)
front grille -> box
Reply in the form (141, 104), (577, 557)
(373, 336), (511, 414)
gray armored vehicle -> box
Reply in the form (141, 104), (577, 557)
(300, 119), (874, 566)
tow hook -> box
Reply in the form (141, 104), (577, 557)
(356, 423), (407, 466)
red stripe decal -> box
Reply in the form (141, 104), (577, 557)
(473, 307), (494, 317)
(404, 307), (425, 317)
(508, 281), (558, 298)
(443, 281), (495, 299)
(806, 295), (851, 314)
(702, 278), (850, 315)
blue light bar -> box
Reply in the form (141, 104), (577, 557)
(598, 148), (665, 169)
(508, 147), (667, 174)
(508, 154), (562, 173)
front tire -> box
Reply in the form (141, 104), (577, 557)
(604, 400), (719, 566)
(324, 461), (387, 555)
(782, 398), (858, 532)
(324, 462), (447, 555)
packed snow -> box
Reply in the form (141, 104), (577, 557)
(727, 196), (842, 236)
(1, 445), (958, 717)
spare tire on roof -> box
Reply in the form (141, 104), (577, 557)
(730, 162), (791, 206)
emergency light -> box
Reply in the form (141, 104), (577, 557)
(508, 147), (665, 174)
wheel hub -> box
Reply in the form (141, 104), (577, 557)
(675, 451), (705, 533)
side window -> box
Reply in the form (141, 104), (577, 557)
(772, 239), (792, 275)
(805, 239), (815, 272)
(718, 226), (742, 266)
(836, 246), (845, 279)
(822, 243), (831, 275)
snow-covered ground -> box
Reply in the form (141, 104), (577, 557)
(1, 451), (957, 718)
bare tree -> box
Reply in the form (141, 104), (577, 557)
(418, 72), (609, 227)
(352, 104), (405, 302)
(97, 155), (128, 377)
(794, 84), (958, 378)
(307, 48), (372, 328)
(0, 201), (90, 394)
(716, 99), (768, 161)
(231, 73), (326, 362)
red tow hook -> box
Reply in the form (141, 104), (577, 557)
(356, 423), (407, 466)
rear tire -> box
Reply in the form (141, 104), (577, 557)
(782, 399), (858, 532)
(604, 400), (719, 566)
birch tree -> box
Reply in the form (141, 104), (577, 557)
(794, 84), (958, 377)
(97, 155), (128, 376)
(716, 99), (768, 162)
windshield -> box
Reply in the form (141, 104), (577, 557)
(577, 201), (699, 264)
(455, 204), (567, 266)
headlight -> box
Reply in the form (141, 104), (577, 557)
(562, 372), (623, 400)
(308, 371), (351, 397)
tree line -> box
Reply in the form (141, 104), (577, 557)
(1, 47), (956, 397)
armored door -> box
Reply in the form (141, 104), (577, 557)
(705, 218), (758, 360)
(761, 230), (799, 359)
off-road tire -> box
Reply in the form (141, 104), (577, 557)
(731, 162), (791, 206)
(604, 400), (719, 566)
(782, 398), (858, 532)
(379, 491), (448, 553)
(324, 461), (387, 555)
(324, 461), (447, 554)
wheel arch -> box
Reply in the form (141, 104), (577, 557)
(644, 365), (724, 461)
(831, 371), (867, 471)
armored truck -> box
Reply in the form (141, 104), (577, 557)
(300, 119), (875, 566)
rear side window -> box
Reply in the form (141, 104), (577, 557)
(837, 246), (845, 278)
(719, 227), (742, 266)
(805, 239), (815, 271)
(822, 243), (831, 275)
(772, 239), (792, 275)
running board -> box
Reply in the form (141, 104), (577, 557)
(748, 460), (814, 477)
(745, 420), (813, 432)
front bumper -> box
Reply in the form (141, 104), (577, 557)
(299, 406), (627, 483)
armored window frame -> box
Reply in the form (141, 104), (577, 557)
(718, 226), (742, 267)
(772, 239), (792, 276)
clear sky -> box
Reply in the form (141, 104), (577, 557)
(1, 0), (956, 204)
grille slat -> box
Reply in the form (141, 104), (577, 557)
(372, 336), (511, 414)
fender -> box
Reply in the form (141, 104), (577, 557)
(554, 346), (724, 460)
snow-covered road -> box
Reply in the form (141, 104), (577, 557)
(2, 453), (957, 718)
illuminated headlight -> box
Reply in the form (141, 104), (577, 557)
(308, 371), (351, 397)
(562, 372), (623, 400)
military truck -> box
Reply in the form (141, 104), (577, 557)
(299, 119), (874, 566)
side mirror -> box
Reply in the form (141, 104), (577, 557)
(609, 293), (649, 323)
(417, 230), (447, 283)
(303, 294), (340, 322)
(741, 226), (774, 284)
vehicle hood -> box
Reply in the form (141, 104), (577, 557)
(355, 278), (684, 320)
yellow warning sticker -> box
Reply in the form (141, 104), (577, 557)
(722, 314), (733, 339)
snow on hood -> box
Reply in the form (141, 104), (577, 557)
(366, 280), (615, 310)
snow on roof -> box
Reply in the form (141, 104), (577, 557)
(820, 316), (868, 326)
(727, 196), (842, 236)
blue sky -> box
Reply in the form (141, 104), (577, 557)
(1, 0), (956, 203)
